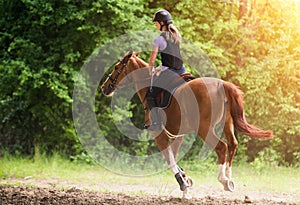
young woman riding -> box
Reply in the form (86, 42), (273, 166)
(146, 10), (186, 131)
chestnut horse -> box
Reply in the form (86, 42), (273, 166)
(101, 51), (273, 198)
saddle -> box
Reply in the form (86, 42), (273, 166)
(156, 73), (195, 109)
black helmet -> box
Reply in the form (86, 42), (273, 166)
(153, 10), (173, 25)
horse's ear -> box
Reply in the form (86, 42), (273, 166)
(127, 50), (133, 57)
(123, 50), (133, 63)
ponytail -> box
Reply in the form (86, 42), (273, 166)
(164, 24), (181, 45)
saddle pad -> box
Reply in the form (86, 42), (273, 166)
(156, 73), (195, 109)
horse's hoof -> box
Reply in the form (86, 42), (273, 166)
(224, 179), (235, 192)
(182, 193), (192, 200)
(182, 188), (192, 200)
(180, 183), (188, 191)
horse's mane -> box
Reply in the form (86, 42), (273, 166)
(135, 55), (148, 67)
(124, 51), (148, 68)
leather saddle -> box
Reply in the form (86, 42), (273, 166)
(156, 73), (195, 109)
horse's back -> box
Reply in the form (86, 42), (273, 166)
(180, 77), (225, 103)
(168, 77), (227, 133)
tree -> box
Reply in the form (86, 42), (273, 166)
(0, 0), (148, 156)
(165, 0), (300, 165)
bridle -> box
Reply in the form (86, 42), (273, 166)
(106, 57), (150, 90)
(104, 54), (151, 115)
(107, 59), (130, 89)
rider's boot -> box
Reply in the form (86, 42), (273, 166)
(145, 97), (162, 131)
(148, 108), (162, 131)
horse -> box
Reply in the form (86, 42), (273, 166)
(101, 51), (274, 198)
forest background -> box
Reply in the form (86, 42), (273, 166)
(0, 0), (299, 167)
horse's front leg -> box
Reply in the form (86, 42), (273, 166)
(170, 136), (183, 159)
(154, 134), (190, 196)
(170, 136), (193, 198)
(163, 146), (191, 195)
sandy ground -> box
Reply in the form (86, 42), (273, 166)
(1, 178), (299, 205)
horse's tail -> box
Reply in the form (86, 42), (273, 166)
(223, 82), (274, 140)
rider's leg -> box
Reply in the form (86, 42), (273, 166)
(145, 70), (182, 131)
(146, 91), (162, 131)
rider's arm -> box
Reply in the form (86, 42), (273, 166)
(150, 36), (166, 74)
(149, 45), (158, 68)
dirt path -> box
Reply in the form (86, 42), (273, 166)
(1, 175), (299, 205)
(0, 185), (298, 205)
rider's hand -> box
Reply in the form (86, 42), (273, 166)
(149, 66), (154, 76)
(150, 66), (161, 76)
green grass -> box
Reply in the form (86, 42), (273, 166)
(234, 165), (300, 193)
(0, 153), (299, 201)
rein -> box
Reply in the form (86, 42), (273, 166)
(106, 55), (183, 139)
(107, 59), (150, 89)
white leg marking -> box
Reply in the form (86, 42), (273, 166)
(218, 164), (228, 184)
(226, 164), (232, 179)
(166, 147), (179, 175)
(182, 188), (191, 199)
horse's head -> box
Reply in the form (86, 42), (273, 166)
(101, 51), (147, 96)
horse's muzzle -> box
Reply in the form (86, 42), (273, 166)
(101, 84), (114, 96)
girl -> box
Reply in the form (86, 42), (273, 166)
(146, 10), (186, 131)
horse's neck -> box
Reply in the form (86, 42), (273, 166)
(133, 57), (149, 109)
(136, 87), (148, 109)
(136, 56), (148, 67)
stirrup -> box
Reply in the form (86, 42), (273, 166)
(147, 122), (162, 131)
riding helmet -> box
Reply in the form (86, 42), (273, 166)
(153, 10), (173, 25)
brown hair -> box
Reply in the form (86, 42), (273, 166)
(164, 24), (181, 45)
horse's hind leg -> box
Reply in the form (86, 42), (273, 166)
(207, 133), (228, 184)
(223, 116), (238, 179)
(199, 128), (233, 191)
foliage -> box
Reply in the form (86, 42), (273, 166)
(0, 0), (149, 156)
(0, 0), (299, 166)
(172, 0), (300, 165)
(231, 0), (300, 165)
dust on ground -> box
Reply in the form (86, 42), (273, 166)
(1, 177), (299, 205)
(0, 185), (298, 205)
